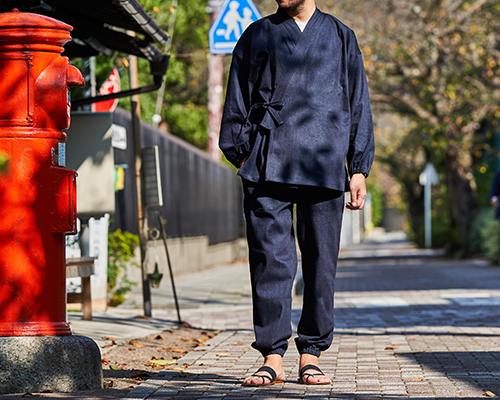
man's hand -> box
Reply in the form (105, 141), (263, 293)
(346, 173), (367, 210)
(491, 196), (498, 206)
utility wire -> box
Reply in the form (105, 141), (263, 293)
(153, 0), (178, 128)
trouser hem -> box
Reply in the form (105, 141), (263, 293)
(297, 345), (322, 358)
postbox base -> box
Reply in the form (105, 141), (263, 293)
(0, 335), (102, 394)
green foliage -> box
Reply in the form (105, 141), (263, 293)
(119, 0), (211, 149)
(107, 229), (140, 306)
(469, 208), (499, 264)
(366, 181), (383, 227)
(0, 152), (8, 174)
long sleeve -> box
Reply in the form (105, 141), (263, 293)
(219, 49), (252, 168)
(346, 35), (375, 177)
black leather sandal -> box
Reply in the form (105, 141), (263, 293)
(298, 364), (331, 385)
(242, 366), (283, 386)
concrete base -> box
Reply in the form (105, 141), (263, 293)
(0, 335), (102, 394)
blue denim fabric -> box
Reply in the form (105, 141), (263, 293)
(243, 180), (344, 357)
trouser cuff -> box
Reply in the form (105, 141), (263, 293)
(297, 345), (321, 358)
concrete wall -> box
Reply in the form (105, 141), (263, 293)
(125, 237), (248, 284)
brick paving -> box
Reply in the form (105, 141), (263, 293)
(119, 237), (500, 399)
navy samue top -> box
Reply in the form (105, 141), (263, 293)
(219, 8), (375, 191)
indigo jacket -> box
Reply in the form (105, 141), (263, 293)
(219, 7), (375, 191)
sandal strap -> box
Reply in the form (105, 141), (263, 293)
(251, 366), (277, 383)
(299, 364), (324, 377)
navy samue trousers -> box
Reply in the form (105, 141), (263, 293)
(243, 180), (344, 358)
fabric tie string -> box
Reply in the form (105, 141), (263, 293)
(244, 100), (285, 129)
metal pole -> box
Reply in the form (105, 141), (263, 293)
(207, 4), (224, 161)
(129, 53), (152, 317)
(158, 216), (182, 324)
(424, 179), (432, 249)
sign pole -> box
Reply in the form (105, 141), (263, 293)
(207, 0), (262, 161)
(419, 162), (439, 249)
(207, 1), (224, 162)
(424, 178), (432, 249)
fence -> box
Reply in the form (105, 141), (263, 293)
(111, 108), (245, 244)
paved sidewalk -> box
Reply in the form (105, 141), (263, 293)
(113, 234), (500, 399)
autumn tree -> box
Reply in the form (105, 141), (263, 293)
(327, 0), (500, 252)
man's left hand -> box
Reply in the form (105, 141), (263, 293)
(346, 173), (367, 210)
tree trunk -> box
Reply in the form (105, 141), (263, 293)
(445, 147), (479, 256)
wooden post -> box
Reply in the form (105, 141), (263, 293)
(129, 54), (152, 317)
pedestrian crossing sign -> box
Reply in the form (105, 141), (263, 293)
(209, 0), (262, 54)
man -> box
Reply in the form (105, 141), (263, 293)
(219, 0), (374, 386)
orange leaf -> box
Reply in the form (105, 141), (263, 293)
(385, 346), (398, 350)
(103, 336), (118, 341)
(154, 335), (164, 340)
(216, 353), (231, 357)
(101, 358), (110, 365)
(164, 346), (188, 354)
(127, 340), (145, 348)
(484, 391), (496, 397)
(410, 378), (423, 382)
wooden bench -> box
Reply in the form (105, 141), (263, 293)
(66, 257), (97, 321)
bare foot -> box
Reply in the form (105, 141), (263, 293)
(299, 353), (331, 384)
(243, 354), (285, 386)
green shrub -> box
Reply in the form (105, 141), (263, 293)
(469, 208), (499, 264)
(107, 229), (140, 306)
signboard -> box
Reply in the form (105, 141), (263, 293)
(209, 0), (261, 54)
(94, 67), (120, 112)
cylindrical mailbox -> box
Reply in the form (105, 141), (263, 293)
(0, 9), (84, 336)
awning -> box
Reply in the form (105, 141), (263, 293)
(0, 0), (168, 61)
(0, 0), (170, 106)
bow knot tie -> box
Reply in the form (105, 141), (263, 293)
(244, 100), (285, 128)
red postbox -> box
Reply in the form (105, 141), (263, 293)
(0, 9), (84, 336)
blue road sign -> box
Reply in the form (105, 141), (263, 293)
(209, 0), (262, 55)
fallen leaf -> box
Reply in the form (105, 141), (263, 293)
(154, 335), (164, 340)
(102, 345), (113, 348)
(179, 338), (196, 342)
(101, 358), (110, 365)
(484, 391), (496, 397)
(157, 349), (164, 353)
(216, 353), (231, 357)
(214, 330), (221, 334)
(164, 346), (188, 354)
(243, 348), (251, 350)
(409, 338), (417, 341)
(410, 378), (423, 382)
(134, 315), (151, 319)
(167, 366), (186, 371)
(109, 365), (122, 370)
(103, 381), (113, 388)
(182, 321), (191, 327)
(126, 340), (145, 348)
(149, 359), (176, 365)
(129, 348), (136, 351)
(385, 346), (398, 350)
(103, 336), (118, 341)
(194, 349), (206, 352)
